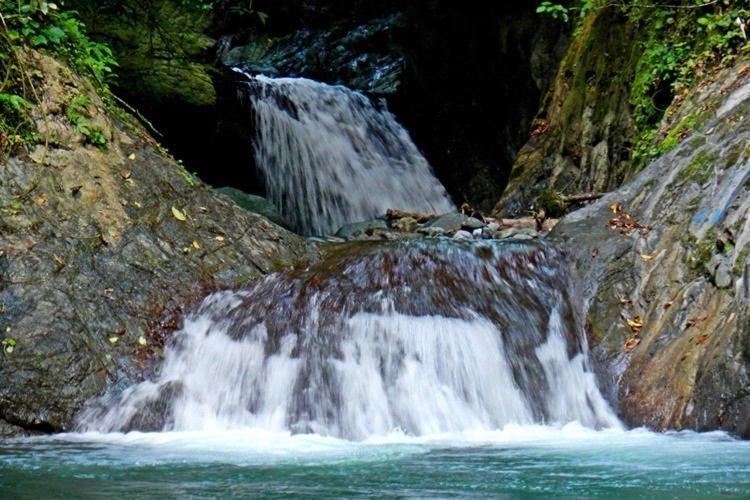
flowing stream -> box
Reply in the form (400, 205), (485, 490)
(4, 240), (750, 496)
(238, 73), (454, 235)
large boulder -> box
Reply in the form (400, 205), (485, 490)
(215, 186), (289, 228)
(551, 58), (750, 438)
(0, 51), (314, 434)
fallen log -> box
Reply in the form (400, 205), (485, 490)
(385, 209), (437, 223)
(493, 217), (559, 232)
(561, 191), (605, 204)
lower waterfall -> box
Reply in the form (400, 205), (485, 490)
(238, 73), (454, 235)
(79, 240), (619, 439)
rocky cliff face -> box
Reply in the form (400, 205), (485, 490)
(552, 59), (750, 438)
(0, 51), (314, 435)
(494, 6), (640, 217)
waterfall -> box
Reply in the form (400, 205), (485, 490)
(80, 240), (620, 439)
(238, 73), (454, 235)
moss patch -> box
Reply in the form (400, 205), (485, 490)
(677, 149), (714, 184)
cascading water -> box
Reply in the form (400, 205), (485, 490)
(80, 240), (620, 439)
(237, 73), (454, 235)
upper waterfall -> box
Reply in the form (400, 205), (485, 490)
(237, 73), (454, 235)
(79, 240), (620, 439)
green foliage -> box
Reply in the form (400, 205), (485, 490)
(539, 1), (750, 170)
(66, 94), (107, 149)
(1, 0), (117, 86)
(2, 337), (16, 354)
(0, 0), (117, 156)
(536, 0), (594, 25)
(536, 2), (571, 22)
(626, 1), (750, 167)
(536, 188), (567, 217)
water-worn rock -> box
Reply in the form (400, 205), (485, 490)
(391, 216), (419, 233)
(215, 186), (289, 228)
(0, 51), (314, 434)
(425, 213), (485, 233)
(224, 14), (405, 95)
(551, 58), (750, 438)
(334, 218), (389, 239)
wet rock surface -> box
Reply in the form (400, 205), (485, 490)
(334, 211), (551, 243)
(215, 186), (289, 229)
(0, 52), (314, 434)
(551, 59), (750, 438)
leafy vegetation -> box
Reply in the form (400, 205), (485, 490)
(538, 0), (750, 168)
(628, 0), (750, 166)
(66, 94), (107, 149)
(0, 0), (116, 156)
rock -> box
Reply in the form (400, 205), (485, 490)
(334, 218), (389, 239)
(493, 7), (640, 217)
(494, 227), (539, 240)
(425, 213), (485, 233)
(215, 187), (289, 229)
(550, 58), (750, 438)
(416, 226), (446, 238)
(486, 222), (501, 232)
(392, 216), (419, 233)
(472, 228), (484, 239)
(226, 15), (406, 95)
(0, 51), (315, 435)
(453, 230), (472, 240)
(714, 261), (734, 289)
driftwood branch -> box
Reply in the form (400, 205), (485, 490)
(385, 209), (437, 223)
(561, 191), (605, 204)
(496, 217), (559, 232)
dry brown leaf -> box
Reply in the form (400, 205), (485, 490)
(624, 337), (641, 352)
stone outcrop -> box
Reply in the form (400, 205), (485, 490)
(0, 51), (314, 434)
(551, 59), (750, 438)
(494, 6), (640, 217)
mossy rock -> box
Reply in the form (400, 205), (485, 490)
(215, 187), (290, 229)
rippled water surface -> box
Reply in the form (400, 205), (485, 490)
(2, 425), (749, 498)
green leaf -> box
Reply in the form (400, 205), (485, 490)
(30, 34), (48, 47)
(2, 338), (16, 354)
(44, 26), (66, 44)
(171, 206), (187, 221)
